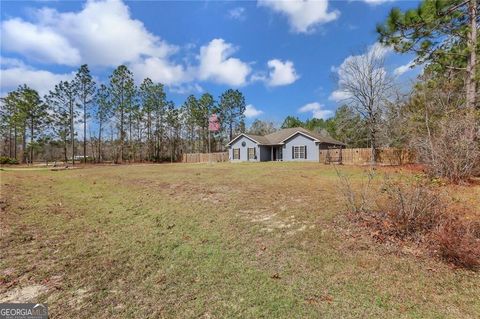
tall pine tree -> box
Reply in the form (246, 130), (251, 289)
(74, 64), (96, 163)
(109, 65), (135, 163)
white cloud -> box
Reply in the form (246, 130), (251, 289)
(0, 1), (301, 90)
(197, 38), (251, 86)
(266, 59), (299, 86)
(329, 42), (391, 101)
(328, 90), (351, 102)
(251, 59), (299, 87)
(258, 0), (339, 33)
(0, 0), (196, 91)
(228, 7), (246, 21)
(244, 104), (264, 118)
(130, 57), (188, 85)
(1, 18), (81, 65)
(0, 56), (28, 68)
(0, 61), (74, 97)
(1, 0), (177, 67)
(298, 102), (333, 119)
(393, 60), (415, 76)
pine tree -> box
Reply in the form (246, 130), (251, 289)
(377, 0), (479, 108)
(95, 84), (112, 163)
(16, 86), (49, 164)
(0, 90), (22, 159)
(218, 89), (246, 142)
(139, 79), (166, 161)
(183, 95), (199, 153)
(45, 81), (76, 163)
(74, 64), (96, 163)
(196, 93), (215, 152)
(165, 101), (180, 162)
(109, 65), (135, 163)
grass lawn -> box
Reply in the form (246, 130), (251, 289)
(1, 163), (479, 318)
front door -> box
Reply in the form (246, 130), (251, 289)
(272, 147), (283, 161)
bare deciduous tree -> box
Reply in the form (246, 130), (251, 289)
(335, 45), (394, 163)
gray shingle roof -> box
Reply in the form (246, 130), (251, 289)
(242, 134), (271, 145)
(229, 127), (345, 146)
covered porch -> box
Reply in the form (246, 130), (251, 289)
(258, 145), (283, 161)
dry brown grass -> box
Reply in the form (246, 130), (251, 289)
(1, 163), (480, 318)
(336, 167), (480, 270)
(434, 218), (480, 270)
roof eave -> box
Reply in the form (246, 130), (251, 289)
(279, 130), (320, 144)
(227, 133), (264, 146)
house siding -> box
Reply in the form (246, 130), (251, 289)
(229, 136), (260, 162)
(228, 132), (328, 162)
(283, 133), (319, 162)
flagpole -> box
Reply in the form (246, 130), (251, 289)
(208, 112), (211, 164)
(208, 112), (219, 165)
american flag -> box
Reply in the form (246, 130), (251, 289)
(208, 113), (220, 132)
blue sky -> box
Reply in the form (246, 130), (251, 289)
(0, 0), (421, 126)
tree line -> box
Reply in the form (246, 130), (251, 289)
(1, 0), (478, 181)
(0, 64), (248, 164)
(0, 59), (388, 165)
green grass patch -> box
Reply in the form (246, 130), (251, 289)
(1, 163), (479, 318)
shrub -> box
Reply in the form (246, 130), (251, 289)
(412, 110), (480, 183)
(335, 167), (376, 215)
(335, 170), (479, 270)
(380, 177), (444, 239)
(434, 218), (480, 270)
(0, 156), (19, 165)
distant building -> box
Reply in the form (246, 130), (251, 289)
(227, 127), (345, 162)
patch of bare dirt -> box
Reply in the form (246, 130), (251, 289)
(0, 284), (48, 303)
(67, 288), (90, 309)
(240, 209), (310, 235)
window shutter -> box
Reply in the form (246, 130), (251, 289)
(292, 146), (294, 159)
(254, 147), (257, 159)
(305, 145), (307, 159)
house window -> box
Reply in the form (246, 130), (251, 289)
(247, 147), (256, 160)
(293, 146), (306, 159)
(233, 148), (240, 160)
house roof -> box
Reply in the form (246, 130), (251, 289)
(227, 133), (271, 145)
(227, 127), (346, 146)
(243, 134), (272, 145)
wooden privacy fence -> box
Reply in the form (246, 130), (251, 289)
(320, 148), (415, 165)
(182, 152), (229, 163)
(183, 148), (414, 165)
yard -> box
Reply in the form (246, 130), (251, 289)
(1, 163), (479, 318)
